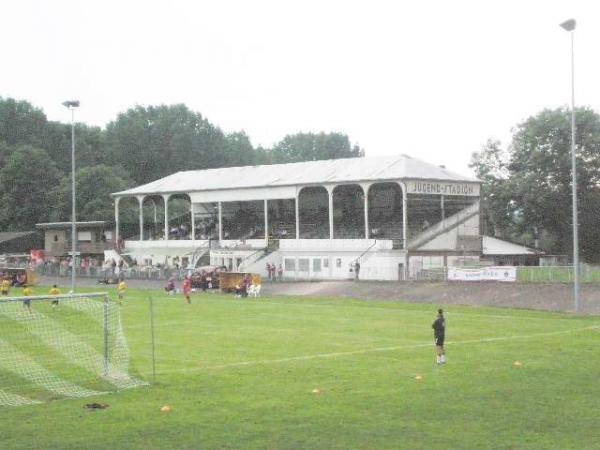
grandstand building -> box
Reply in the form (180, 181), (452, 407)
(112, 155), (481, 280)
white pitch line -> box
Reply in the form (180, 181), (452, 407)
(142, 324), (600, 376)
(132, 298), (582, 326)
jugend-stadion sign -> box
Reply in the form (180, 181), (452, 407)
(406, 180), (480, 196)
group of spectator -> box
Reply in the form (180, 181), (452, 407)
(169, 224), (191, 240)
(266, 262), (283, 281)
(39, 256), (105, 277)
(194, 218), (217, 240)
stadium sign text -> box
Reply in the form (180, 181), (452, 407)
(406, 181), (479, 196)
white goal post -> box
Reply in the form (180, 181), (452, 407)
(0, 292), (145, 407)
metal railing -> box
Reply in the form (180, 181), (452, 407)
(33, 264), (192, 281)
(412, 264), (600, 283)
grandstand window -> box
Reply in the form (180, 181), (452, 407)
(221, 200), (265, 240)
(166, 194), (192, 240)
(368, 183), (403, 240)
(117, 196), (143, 241)
(298, 258), (309, 272)
(298, 186), (330, 239)
(406, 193), (443, 240)
(332, 184), (365, 239)
(336, 258), (342, 268)
(284, 258), (295, 271)
(406, 193), (479, 240)
(313, 259), (321, 272)
(267, 199), (296, 239)
(193, 202), (219, 240)
(141, 195), (167, 241)
(323, 258), (329, 268)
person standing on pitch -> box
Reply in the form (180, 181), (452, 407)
(432, 308), (446, 364)
(117, 279), (127, 304)
(182, 275), (192, 304)
(22, 285), (33, 313)
(49, 284), (61, 308)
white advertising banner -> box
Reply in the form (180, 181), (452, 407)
(448, 266), (517, 282)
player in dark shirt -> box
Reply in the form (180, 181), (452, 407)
(432, 308), (446, 364)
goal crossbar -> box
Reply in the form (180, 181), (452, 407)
(0, 292), (110, 303)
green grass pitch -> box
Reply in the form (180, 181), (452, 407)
(1, 287), (599, 449)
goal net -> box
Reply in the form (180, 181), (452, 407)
(0, 292), (146, 407)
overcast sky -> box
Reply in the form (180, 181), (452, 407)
(1, 0), (599, 176)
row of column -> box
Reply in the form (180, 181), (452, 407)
(114, 182), (409, 247)
(115, 194), (172, 245)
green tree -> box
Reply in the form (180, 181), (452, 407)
(48, 165), (133, 222)
(220, 131), (256, 167)
(43, 121), (108, 174)
(469, 139), (514, 237)
(0, 97), (47, 148)
(510, 108), (600, 256)
(269, 132), (363, 163)
(0, 145), (62, 230)
(104, 104), (236, 184)
(474, 107), (600, 260)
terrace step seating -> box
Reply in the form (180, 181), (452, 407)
(407, 202), (480, 250)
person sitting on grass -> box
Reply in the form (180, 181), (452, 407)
(49, 284), (61, 308)
(165, 278), (176, 295)
(22, 285), (33, 313)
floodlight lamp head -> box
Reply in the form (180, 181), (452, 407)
(62, 100), (80, 108)
(560, 19), (576, 32)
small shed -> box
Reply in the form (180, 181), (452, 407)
(481, 236), (543, 266)
(36, 221), (114, 257)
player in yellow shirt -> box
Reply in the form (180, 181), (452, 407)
(49, 284), (61, 307)
(117, 280), (126, 304)
(1, 278), (11, 296)
(22, 285), (33, 313)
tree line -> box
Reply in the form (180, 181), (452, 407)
(3, 96), (600, 262)
(470, 107), (600, 263)
(0, 97), (363, 231)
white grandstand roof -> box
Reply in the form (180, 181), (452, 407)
(113, 154), (479, 197)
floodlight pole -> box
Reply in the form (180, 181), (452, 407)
(63, 100), (80, 293)
(560, 19), (580, 312)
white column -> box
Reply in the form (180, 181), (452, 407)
(399, 182), (408, 249)
(114, 196), (120, 245)
(191, 202), (195, 241)
(218, 202), (223, 242)
(295, 189), (300, 239)
(137, 196), (144, 241)
(361, 183), (371, 239)
(328, 186), (334, 240)
(162, 194), (170, 241)
(264, 199), (269, 245)
(441, 195), (445, 222)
